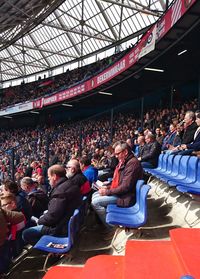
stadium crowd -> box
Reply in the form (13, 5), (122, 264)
(0, 51), (125, 110)
(0, 94), (200, 275)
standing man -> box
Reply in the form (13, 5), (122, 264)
(91, 141), (143, 228)
(22, 164), (82, 245)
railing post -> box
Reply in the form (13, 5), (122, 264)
(79, 124), (83, 157)
(46, 135), (49, 169)
(170, 85), (174, 117)
(110, 108), (114, 143)
(198, 76), (200, 110)
(141, 97), (144, 130)
(11, 148), (15, 182)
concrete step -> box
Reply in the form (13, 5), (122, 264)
(43, 265), (83, 279)
(124, 240), (185, 278)
(170, 228), (200, 278)
(81, 255), (124, 279)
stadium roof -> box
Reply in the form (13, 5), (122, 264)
(0, 0), (171, 83)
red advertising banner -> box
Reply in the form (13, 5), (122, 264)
(30, 0), (196, 110)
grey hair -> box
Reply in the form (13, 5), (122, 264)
(21, 177), (34, 186)
(113, 141), (132, 153)
(185, 110), (195, 120)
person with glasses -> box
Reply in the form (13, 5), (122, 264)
(22, 164), (82, 246)
(66, 159), (91, 196)
(91, 141), (143, 231)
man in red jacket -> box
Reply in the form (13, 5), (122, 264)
(91, 141), (143, 228)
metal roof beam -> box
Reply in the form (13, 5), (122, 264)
(99, 0), (160, 16)
(129, 0), (163, 11)
(2, 40), (78, 59)
(42, 20), (113, 43)
(5, 48), (24, 75)
(0, 57), (48, 69)
(57, 7), (115, 42)
(1, 61), (23, 76)
(95, 0), (118, 40)
(29, 34), (51, 68)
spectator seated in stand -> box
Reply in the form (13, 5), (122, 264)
(0, 194), (26, 258)
(178, 112), (200, 155)
(22, 164), (82, 246)
(91, 141), (143, 231)
(1, 181), (32, 225)
(20, 177), (49, 219)
(161, 124), (178, 151)
(79, 156), (98, 186)
(0, 206), (25, 274)
(138, 134), (161, 169)
(66, 159), (91, 196)
(170, 111), (198, 155)
(97, 146), (118, 182)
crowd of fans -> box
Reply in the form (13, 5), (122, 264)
(0, 51), (126, 110)
(0, 93), (200, 275)
(0, 97), (199, 182)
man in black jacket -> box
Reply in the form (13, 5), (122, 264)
(22, 164), (82, 245)
(20, 177), (49, 218)
(138, 134), (161, 168)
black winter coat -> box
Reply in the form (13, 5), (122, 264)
(38, 177), (82, 236)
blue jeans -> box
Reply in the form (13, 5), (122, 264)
(22, 225), (44, 246)
(91, 191), (117, 227)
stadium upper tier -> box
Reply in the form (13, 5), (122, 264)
(0, 0), (199, 117)
(0, 0), (170, 83)
(0, 51), (124, 110)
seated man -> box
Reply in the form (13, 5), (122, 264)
(22, 164), (82, 246)
(138, 134), (161, 169)
(91, 141), (143, 228)
(20, 177), (49, 218)
(66, 159), (91, 196)
(170, 110), (198, 155)
(79, 156), (98, 185)
(178, 112), (200, 155)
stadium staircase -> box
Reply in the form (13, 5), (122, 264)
(43, 227), (199, 279)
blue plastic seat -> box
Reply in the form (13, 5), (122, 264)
(145, 153), (169, 176)
(155, 154), (175, 180)
(174, 157), (199, 187)
(167, 156), (190, 186)
(176, 164), (200, 194)
(144, 153), (164, 174)
(34, 209), (80, 270)
(106, 184), (150, 228)
(106, 179), (145, 214)
(78, 196), (88, 227)
(159, 155), (182, 183)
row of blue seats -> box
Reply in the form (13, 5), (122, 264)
(144, 153), (200, 195)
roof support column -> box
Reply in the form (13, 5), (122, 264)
(198, 76), (200, 110)
(80, 0), (85, 67)
(116, 0), (124, 53)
